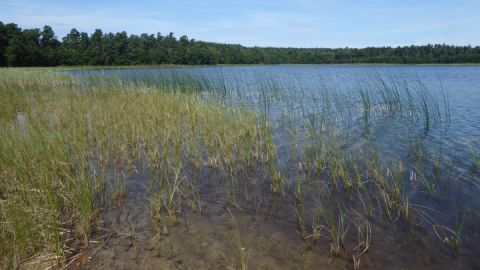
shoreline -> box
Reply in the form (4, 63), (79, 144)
(2, 63), (480, 72)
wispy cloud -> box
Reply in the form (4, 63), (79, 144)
(1, 0), (478, 47)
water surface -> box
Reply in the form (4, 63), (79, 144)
(72, 65), (480, 269)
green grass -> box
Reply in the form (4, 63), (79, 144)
(228, 210), (249, 270)
(0, 68), (265, 268)
(0, 66), (465, 270)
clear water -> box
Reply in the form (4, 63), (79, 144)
(71, 65), (480, 269)
(72, 64), (480, 180)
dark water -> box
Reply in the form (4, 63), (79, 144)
(72, 65), (480, 269)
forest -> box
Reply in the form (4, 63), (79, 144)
(1, 21), (480, 67)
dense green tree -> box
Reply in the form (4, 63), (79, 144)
(39, 25), (60, 66)
(62, 28), (81, 65)
(0, 22), (7, 66)
(1, 21), (480, 67)
(5, 28), (41, 66)
(88, 29), (104, 65)
(2, 23), (23, 66)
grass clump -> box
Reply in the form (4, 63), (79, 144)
(0, 68), (263, 269)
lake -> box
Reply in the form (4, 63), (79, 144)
(72, 64), (480, 173)
(71, 65), (480, 269)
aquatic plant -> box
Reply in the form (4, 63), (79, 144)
(0, 66), (467, 269)
(228, 210), (249, 270)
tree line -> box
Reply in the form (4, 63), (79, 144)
(1, 21), (480, 67)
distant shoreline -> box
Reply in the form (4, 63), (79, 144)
(2, 63), (480, 72)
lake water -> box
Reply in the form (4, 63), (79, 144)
(73, 64), (480, 177)
(72, 65), (480, 269)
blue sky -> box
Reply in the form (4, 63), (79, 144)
(1, 0), (479, 48)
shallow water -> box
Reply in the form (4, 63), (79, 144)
(72, 65), (480, 162)
(71, 65), (480, 269)
(72, 162), (479, 270)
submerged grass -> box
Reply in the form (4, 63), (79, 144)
(0, 66), (470, 269)
(0, 68), (264, 269)
(228, 209), (249, 270)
